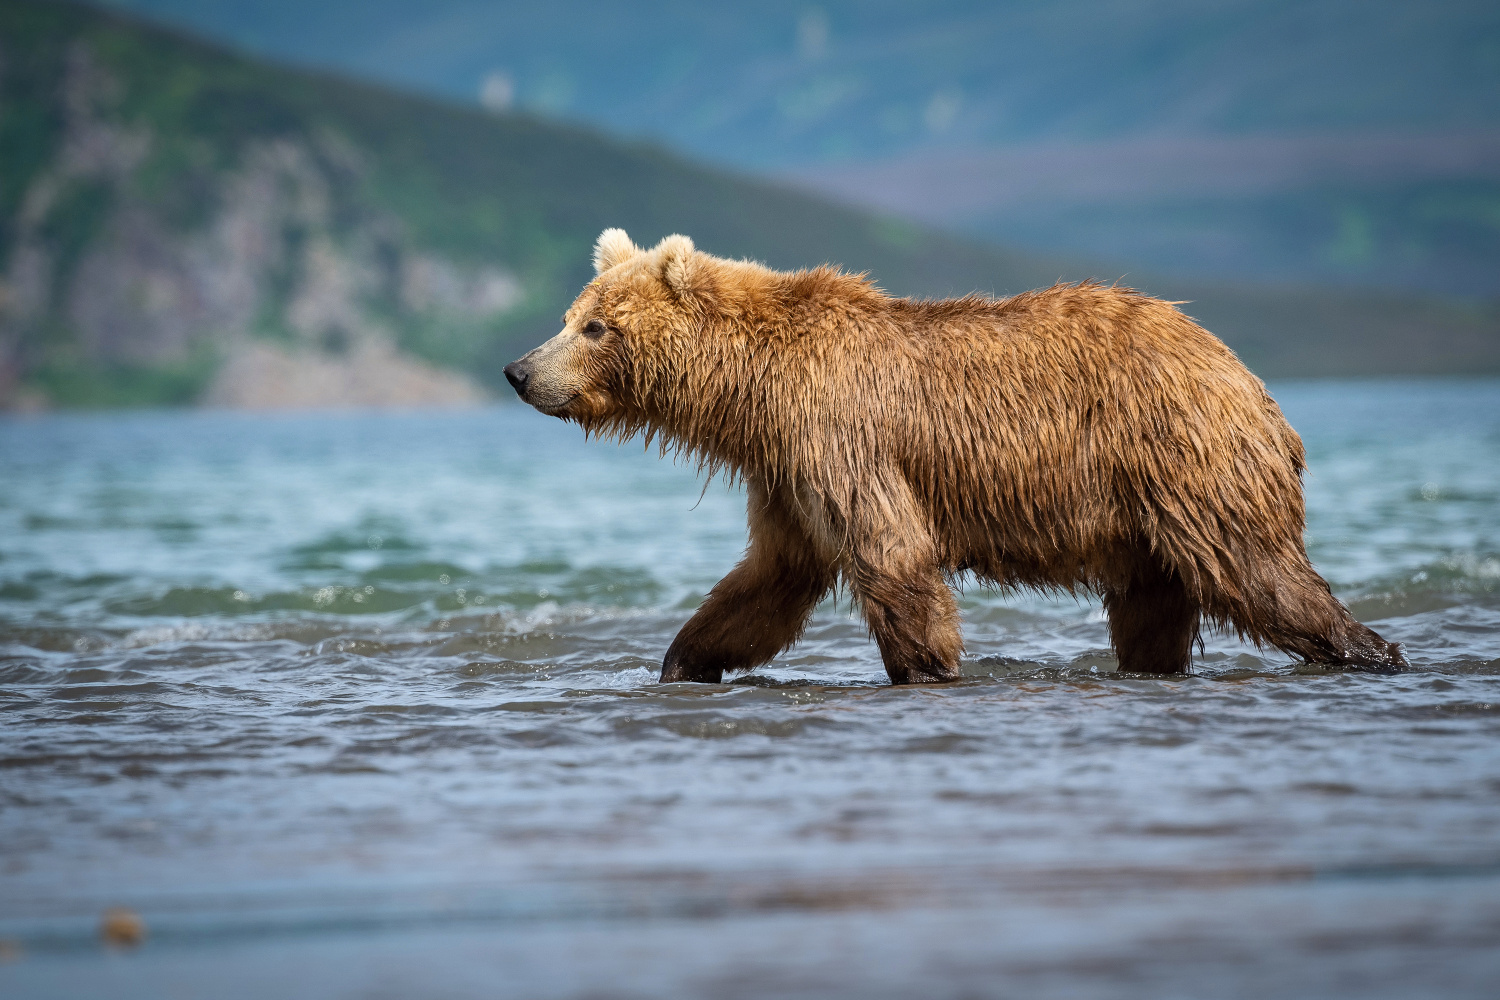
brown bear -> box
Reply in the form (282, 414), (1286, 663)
(504, 229), (1405, 683)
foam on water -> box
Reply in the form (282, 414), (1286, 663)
(1, 380), (1498, 998)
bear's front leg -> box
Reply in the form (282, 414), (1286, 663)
(661, 483), (834, 683)
(851, 559), (963, 684)
(845, 477), (963, 684)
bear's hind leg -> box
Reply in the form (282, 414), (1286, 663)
(1244, 557), (1408, 670)
(1103, 563), (1200, 674)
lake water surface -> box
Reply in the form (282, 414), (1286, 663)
(2, 380), (1498, 998)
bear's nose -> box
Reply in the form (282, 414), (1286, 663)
(503, 362), (529, 397)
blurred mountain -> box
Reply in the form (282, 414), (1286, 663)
(789, 132), (1500, 297)
(0, 0), (1071, 408)
(1, 0), (1497, 409)
(94, 0), (1500, 295)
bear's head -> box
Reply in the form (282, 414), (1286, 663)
(503, 228), (875, 473)
(503, 228), (739, 433)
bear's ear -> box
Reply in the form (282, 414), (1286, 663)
(593, 228), (638, 274)
(656, 234), (702, 299)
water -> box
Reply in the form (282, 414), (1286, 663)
(1, 380), (1498, 999)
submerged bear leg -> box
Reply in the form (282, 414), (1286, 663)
(661, 483), (833, 683)
(1239, 557), (1407, 670)
(1103, 563), (1200, 674)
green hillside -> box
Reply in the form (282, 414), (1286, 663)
(0, 0), (1496, 409)
(97, 1), (1500, 296)
(0, 0), (1079, 408)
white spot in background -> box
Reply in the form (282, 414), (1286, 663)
(367, 534), (383, 549)
(439, 574), (450, 585)
(924, 89), (962, 133)
(1421, 483), (1440, 501)
(479, 70), (514, 112)
(798, 9), (829, 59)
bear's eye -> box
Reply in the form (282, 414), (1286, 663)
(582, 319), (608, 340)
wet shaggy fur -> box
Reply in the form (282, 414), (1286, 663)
(504, 230), (1405, 684)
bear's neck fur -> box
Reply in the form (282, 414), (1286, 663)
(591, 263), (899, 489)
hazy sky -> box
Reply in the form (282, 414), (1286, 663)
(100, 0), (1500, 168)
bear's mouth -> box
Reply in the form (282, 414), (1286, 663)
(532, 393), (580, 416)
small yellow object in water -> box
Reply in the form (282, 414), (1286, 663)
(0, 939), (22, 962)
(100, 908), (146, 947)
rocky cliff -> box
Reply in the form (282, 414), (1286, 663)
(2, 35), (503, 408)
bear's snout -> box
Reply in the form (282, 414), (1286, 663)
(503, 361), (530, 398)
